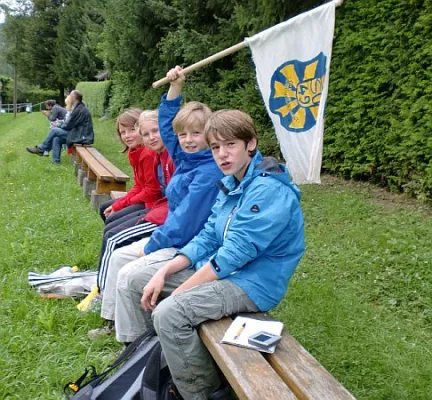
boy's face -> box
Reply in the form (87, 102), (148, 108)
(140, 120), (165, 152)
(210, 135), (257, 180)
(177, 125), (208, 153)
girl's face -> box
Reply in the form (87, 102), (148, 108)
(119, 124), (142, 149)
(177, 125), (208, 153)
(140, 120), (165, 152)
(209, 136), (257, 181)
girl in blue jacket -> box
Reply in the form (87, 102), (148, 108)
(116, 108), (305, 400)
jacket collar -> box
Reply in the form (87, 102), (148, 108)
(218, 151), (264, 195)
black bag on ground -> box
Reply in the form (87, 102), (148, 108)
(65, 330), (182, 400)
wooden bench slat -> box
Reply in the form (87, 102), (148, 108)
(76, 147), (115, 182)
(87, 148), (129, 182)
(200, 319), (297, 400)
(75, 146), (90, 164)
(266, 336), (356, 400)
(111, 190), (128, 200)
(248, 314), (356, 400)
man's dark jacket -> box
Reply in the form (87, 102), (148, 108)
(62, 102), (94, 146)
(48, 104), (67, 122)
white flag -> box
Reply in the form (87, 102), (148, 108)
(246, 2), (336, 184)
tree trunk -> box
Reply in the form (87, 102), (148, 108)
(58, 85), (65, 106)
(13, 68), (17, 118)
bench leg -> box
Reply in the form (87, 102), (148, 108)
(69, 153), (76, 164)
(83, 178), (97, 199)
(90, 189), (111, 211)
(73, 161), (81, 177)
(77, 169), (87, 186)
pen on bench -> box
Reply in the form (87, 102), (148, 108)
(233, 322), (246, 340)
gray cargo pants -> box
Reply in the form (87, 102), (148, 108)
(115, 259), (258, 400)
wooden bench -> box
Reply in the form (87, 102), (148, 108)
(110, 190), (128, 200)
(74, 146), (129, 210)
(200, 314), (356, 400)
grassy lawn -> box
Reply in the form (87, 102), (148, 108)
(0, 113), (431, 399)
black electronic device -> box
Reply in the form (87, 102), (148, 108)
(247, 331), (282, 349)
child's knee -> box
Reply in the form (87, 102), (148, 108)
(116, 266), (135, 291)
(110, 247), (127, 266)
(152, 297), (182, 335)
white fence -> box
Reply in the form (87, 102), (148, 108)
(0, 101), (46, 114)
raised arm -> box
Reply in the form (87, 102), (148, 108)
(158, 66), (187, 164)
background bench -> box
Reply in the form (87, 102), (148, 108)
(74, 146), (129, 210)
(200, 313), (356, 400)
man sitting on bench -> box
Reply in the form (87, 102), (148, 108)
(115, 108), (305, 400)
(26, 90), (94, 165)
(41, 99), (67, 128)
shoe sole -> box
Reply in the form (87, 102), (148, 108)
(26, 148), (43, 156)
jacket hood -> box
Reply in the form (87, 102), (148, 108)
(218, 151), (301, 201)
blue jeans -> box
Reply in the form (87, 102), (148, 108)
(39, 127), (68, 163)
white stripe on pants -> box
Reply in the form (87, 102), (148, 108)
(98, 222), (157, 291)
(100, 238), (176, 321)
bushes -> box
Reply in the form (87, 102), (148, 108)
(103, 0), (431, 200)
(324, 0), (432, 200)
(76, 81), (111, 117)
(18, 88), (58, 105)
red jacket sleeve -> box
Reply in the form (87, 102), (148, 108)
(137, 150), (176, 226)
(112, 147), (162, 212)
(143, 197), (169, 226)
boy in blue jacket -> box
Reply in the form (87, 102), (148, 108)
(97, 67), (223, 326)
(115, 108), (305, 399)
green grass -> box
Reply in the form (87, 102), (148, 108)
(1, 113), (431, 399)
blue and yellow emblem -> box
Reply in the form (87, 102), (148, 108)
(269, 52), (327, 133)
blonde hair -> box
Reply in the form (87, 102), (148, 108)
(65, 95), (73, 111)
(116, 108), (143, 152)
(172, 101), (212, 134)
(205, 110), (258, 156)
(137, 110), (159, 133)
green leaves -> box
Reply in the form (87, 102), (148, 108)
(324, 0), (432, 200)
(76, 81), (111, 117)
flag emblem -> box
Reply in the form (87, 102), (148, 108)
(269, 52), (327, 133)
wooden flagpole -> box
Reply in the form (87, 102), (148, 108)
(152, 41), (248, 88)
(152, 0), (344, 88)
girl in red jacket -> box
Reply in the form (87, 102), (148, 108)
(99, 109), (162, 227)
(95, 110), (175, 293)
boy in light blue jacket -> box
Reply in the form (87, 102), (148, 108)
(115, 107), (305, 400)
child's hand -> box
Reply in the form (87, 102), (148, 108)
(167, 65), (185, 86)
(104, 205), (114, 218)
(166, 66), (185, 100)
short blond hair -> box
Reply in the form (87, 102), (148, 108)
(172, 101), (212, 134)
(205, 110), (258, 156)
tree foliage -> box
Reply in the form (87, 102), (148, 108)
(2, 0), (431, 199)
(324, 0), (432, 200)
(2, 0), (102, 98)
(76, 80), (112, 117)
(55, 0), (104, 89)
